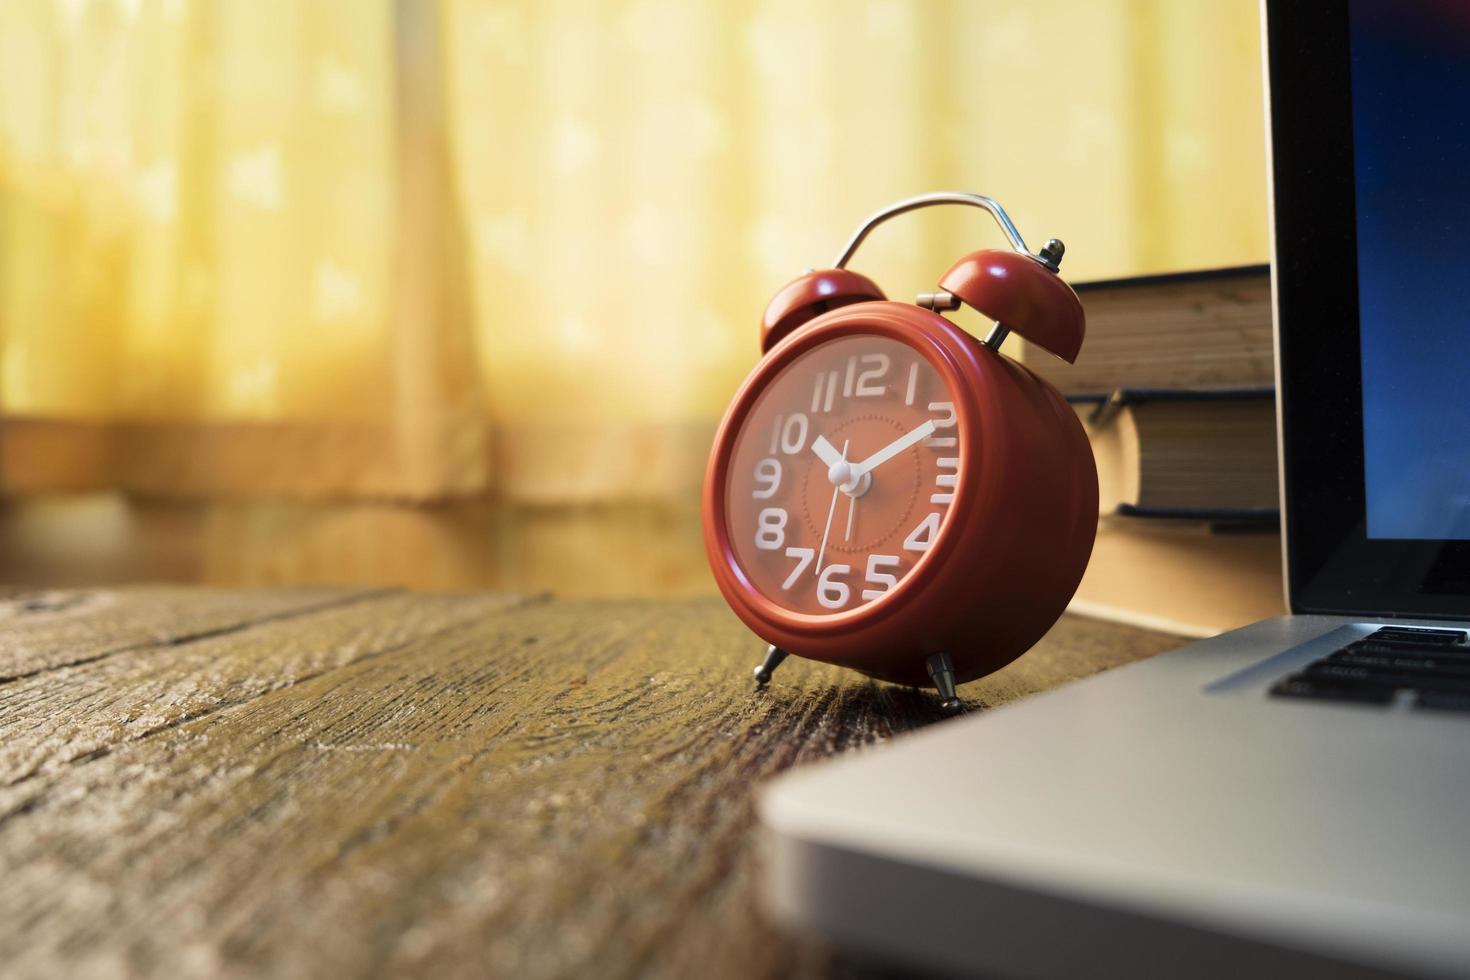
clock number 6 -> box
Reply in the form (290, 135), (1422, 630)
(817, 564), (851, 609)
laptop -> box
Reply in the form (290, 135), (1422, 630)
(759, 3), (1470, 977)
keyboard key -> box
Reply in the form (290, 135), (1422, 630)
(1415, 690), (1470, 714)
(1329, 649), (1470, 677)
(1301, 662), (1470, 695)
(1368, 626), (1467, 645)
(1372, 625), (1466, 638)
(1270, 675), (1395, 705)
(1347, 639), (1470, 657)
(1269, 625), (1470, 711)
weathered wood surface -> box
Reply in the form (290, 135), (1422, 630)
(0, 586), (375, 681)
(0, 588), (1183, 979)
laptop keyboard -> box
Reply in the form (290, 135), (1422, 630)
(1270, 626), (1470, 713)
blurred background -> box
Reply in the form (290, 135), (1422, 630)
(0, 0), (1267, 596)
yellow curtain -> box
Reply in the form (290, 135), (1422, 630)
(0, 0), (483, 499)
(0, 0), (1268, 503)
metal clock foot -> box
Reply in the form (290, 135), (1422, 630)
(754, 645), (789, 685)
(926, 652), (962, 712)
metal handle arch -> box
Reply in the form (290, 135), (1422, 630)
(831, 191), (1032, 270)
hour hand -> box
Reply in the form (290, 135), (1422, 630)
(810, 434), (846, 469)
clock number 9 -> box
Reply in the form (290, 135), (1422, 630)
(752, 457), (782, 499)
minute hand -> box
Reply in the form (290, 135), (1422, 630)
(848, 420), (937, 480)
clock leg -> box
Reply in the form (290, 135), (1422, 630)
(926, 652), (962, 712)
(753, 645), (789, 685)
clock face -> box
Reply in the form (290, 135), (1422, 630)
(724, 333), (963, 616)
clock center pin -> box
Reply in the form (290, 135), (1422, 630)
(826, 459), (873, 498)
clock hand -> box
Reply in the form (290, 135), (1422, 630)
(814, 440), (848, 579)
(844, 490), (857, 542)
(847, 419), (937, 481)
(810, 434), (845, 471)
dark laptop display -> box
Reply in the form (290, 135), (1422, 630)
(1268, 1), (1470, 616)
(1350, 0), (1470, 541)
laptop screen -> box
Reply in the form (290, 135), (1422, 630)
(1350, 1), (1470, 540)
(1269, 0), (1470, 615)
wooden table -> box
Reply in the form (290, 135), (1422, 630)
(0, 587), (1182, 978)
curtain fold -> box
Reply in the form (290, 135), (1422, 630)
(0, 0), (485, 500)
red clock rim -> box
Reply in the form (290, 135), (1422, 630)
(703, 303), (994, 640)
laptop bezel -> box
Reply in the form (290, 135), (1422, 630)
(1265, 0), (1470, 619)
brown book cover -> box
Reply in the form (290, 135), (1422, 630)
(1074, 388), (1279, 515)
(1023, 265), (1273, 394)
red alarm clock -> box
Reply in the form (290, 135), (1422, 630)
(701, 192), (1097, 710)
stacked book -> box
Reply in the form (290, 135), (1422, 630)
(1020, 265), (1287, 637)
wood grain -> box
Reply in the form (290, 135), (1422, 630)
(0, 591), (523, 786)
(0, 589), (1182, 979)
(0, 586), (376, 681)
